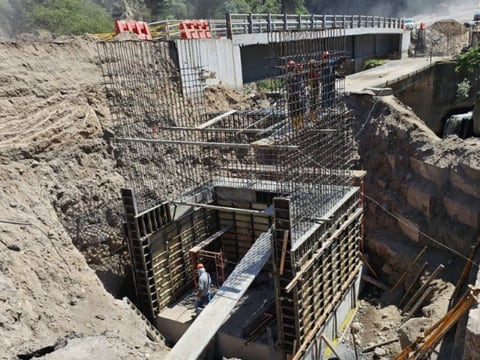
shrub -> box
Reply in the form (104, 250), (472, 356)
(456, 78), (471, 102)
(363, 59), (385, 70)
(27, 0), (113, 35)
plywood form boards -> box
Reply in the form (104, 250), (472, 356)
(150, 206), (218, 311)
(121, 188), (172, 321)
(272, 189), (363, 359)
(217, 199), (272, 262)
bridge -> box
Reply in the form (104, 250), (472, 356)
(149, 13), (410, 88)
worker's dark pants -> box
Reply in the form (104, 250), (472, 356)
(310, 83), (320, 112)
(322, 83), (335, 108)
(195, 293), (212, 309)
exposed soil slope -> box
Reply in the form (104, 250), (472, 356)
(0, 36), (168, 359)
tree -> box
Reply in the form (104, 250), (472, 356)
(455, 44), (480, 136)
(456, 45), (480, 75)
(281, 0), (306, 14)
(26, 0), (113, 35)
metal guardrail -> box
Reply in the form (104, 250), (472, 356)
(149, 13), (404, 40)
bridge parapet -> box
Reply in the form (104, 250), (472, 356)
(149, 13), (404, 40)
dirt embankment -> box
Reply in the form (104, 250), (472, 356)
(0, 35), (256, 359)
(0, 36), (170, 359)
(345, 93), (480, 358)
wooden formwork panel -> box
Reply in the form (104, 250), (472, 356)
(273, 189), (363, 359)
(149, 208), (217, 312)
(295, 213), (362, 351)
(217, 199), (272, 262)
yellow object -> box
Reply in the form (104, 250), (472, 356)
(292, 115), (304, 129)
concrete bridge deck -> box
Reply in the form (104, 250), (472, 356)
(345, 56), (449, 93)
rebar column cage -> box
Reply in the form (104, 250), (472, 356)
(98, 27), (354, 243)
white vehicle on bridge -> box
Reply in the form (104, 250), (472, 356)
(403, 18), (416, 30)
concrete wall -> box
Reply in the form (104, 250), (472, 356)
(176, 39), (243, 89)
(176, 30), (406, 88)
(394, 62), (476, 135)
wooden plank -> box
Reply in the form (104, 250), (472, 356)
(189, 227), (230, 253)
(362, 274), (388, 290)
(195, 110), (237, 129)
(279, 230), (289, 276)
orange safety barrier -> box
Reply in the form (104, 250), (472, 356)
(179, 20), (212, 39)
(114, 20), (152, 40)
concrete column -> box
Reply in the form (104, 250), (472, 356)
(400, 31), (411, 59)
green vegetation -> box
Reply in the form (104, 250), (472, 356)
(456, 78), (471, 102)
(0, 0), (113, 36)
(456, 45), (480, 100)
(363, 58), (385, 70)
(456, 45), (480, 74)
(256, 78), (283, 92)
(28, 0), (113, 34)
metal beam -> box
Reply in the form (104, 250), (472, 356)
(172, 201), (272, 217)
(114, 137), (299, 150)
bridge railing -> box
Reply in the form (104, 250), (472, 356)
(226, 13), (403, 37)
(149, 13), (404, 40)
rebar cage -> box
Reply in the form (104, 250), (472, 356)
(98, 28), (355, 242)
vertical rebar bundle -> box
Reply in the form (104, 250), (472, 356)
(98, 30), (355, 241)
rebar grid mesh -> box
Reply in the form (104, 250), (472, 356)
(98, 31), (355, 241)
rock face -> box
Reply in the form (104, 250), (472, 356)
(346, 93), (480, 355)
(348, 94), (480, 267)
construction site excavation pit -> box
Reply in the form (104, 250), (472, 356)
(342, 90), (480, 359)
(4, 18), (480, 360)
(124, 178), (363, 360)
(94, 27), (480, 358)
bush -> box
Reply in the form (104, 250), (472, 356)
(456, 78), (471, 102)
(27, 0), (113, 35)
(363, 59), (385, 70)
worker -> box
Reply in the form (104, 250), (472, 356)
(307, 58), (321, 121)
(320, 51), (345, 110)
(286, 59), (306, 129)
(195, 263), (211, 313)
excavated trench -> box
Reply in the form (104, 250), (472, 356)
(342, 84), (480, 358)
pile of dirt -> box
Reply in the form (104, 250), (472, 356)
(431, 19), (469, 36)
(410, 20), (469, 56)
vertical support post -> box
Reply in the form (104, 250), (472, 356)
(272, 197), (295, 359)
(310, 13), (314, 30)
(297, 14), (302, 30)
(121, 188), (159, 322)
(323, 14), (327, 29)
(333, 14), (337, 28)
(226, 12), (233, 39)
(248, 13), (254, 34)
(267, 13), (272, 32)
(284, 13), (288, 31)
